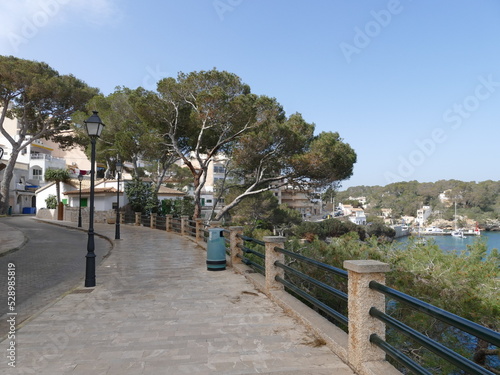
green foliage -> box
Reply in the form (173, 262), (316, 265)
(226, 191), (301, 233)
(0, 55), (97, 214)
(288, 234), (500, 373)
(365, 222), (396, 238)
(124, 178), (159, 214)
(45, 195), (57, 209)
(338, 180), (500, 223)
(161, 196), (195, 217)
(292, 218), (368, 241)
(44, 168), (70, 203)
(44, 168), (70, 183)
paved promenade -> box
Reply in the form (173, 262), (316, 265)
(0, 219), (355, 374)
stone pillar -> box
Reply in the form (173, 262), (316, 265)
(165, 215), (172, 232)
(343, 260), (391, 372)
(263, 236), (286, 292)
(181, 215), (189, 235)
(229, 226), (244, 267)
(210, 220), (221, 228)
(195, 219), (204, 242)
(150, 213), (157, 229)
(134, 212), (141, 226)
(119, 212), (124, 224)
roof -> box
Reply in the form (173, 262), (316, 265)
(157, 186), (185, 196)
(64, 187), (118, 196)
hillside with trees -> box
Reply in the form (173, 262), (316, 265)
(335, 180), (500, 228)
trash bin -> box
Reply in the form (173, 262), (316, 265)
(8, 206), (12, 215)
(206, 228), (226, 271)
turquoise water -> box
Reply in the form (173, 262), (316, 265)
(396, 231), (500, 254)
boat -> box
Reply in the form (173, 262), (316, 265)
(451, 202), (465, 238)
(451, 229), (465, 238)
(474, 222), (481, 236)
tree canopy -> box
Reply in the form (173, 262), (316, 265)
(0, 55), (98, 214)
(134, 68), (356, 220)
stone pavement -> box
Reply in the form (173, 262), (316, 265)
(0, 219), (356, 374)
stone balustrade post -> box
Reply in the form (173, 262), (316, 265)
(181, 215), (189, 235)
(229, 226), (244, 267)
(263, 236), (286, 292)
(165, 215), (172, 232)
(150, 213), (157, 229)
(195, 219), (204, 242)
(343, 260), (391, 373)
(209, 220), (221, 228)
(134, 212), (141, 226)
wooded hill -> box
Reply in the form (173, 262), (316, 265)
(336, 180), (500, 225)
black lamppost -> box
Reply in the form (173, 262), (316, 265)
(77, 174), (83, 228)
(115, 159), (122, 240)
(83, 111), (105, 288)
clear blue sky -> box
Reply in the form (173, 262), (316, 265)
(1, 0), (500, 190)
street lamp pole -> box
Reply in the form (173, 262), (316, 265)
(83, 111), (105, 288)
(78, 174), (83, 228)
(115, 159), (122, 240)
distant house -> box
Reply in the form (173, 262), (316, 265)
(381, 208), (392, 218)
(401, 215), (415, 225)
(416, 206), (432, 226)
(339, 203), (354, 216)
(348, 196), (367, 206)
(273, 184), (322, 219)
(157, 185), (186, 202)
(348, 208), (367, 225)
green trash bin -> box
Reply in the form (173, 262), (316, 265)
(206, 228), (226, 271)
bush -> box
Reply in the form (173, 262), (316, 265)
(45, 195), (57, 209)
(288, 234), (500, 373)
(292, 218), (366, 241)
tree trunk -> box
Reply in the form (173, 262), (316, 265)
(0, 148), (20, 215)
(57, 201), (64, 220)
(192, 173), (202, 219)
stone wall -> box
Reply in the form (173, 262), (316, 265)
(36, 207), (116, 224)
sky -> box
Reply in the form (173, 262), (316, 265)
(1, 0), (500, 190)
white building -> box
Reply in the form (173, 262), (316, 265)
(0, 114), (92, 214)
(416, 205), (432, 227)
(348, 208), (367, 225)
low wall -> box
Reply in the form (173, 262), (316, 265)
(36, 207), (116, 224)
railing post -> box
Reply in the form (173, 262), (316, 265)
(209, 220), (221, 228)
(343, 260), (391, 373)
(229, 226), (244, 267)
(165, 215), (172, 232)
(181, 215), (189, 235)
(150, 213), (157, 229)
(263, 236), (286, 292)
(195, 219), (203, 242)
(134, 212), (141, 226)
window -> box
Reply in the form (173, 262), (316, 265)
(213, 165), (225, 174)
(33, 168), (43, 180)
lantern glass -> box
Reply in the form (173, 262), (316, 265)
(84, 111), (105, 138)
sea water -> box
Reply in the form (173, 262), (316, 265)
(396, 231), (500, 254)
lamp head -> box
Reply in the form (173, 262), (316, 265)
(84, 111), (105, 138)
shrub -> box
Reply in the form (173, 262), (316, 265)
(45, 195), (57, 209)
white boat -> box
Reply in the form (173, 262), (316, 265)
(425, 226), (443, 233)
(451, 202), (464, 238)
(451, 229), (465, 238)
